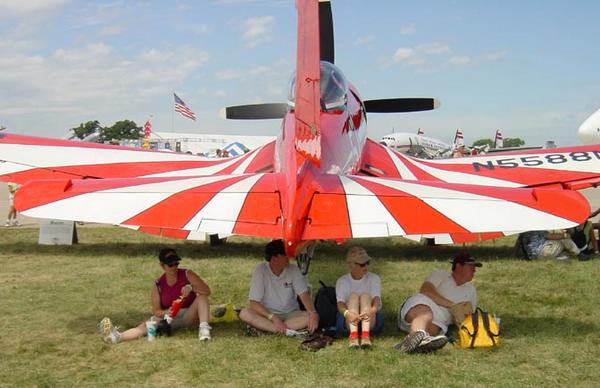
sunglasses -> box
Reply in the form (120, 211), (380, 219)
(356, 261), (370, 267)
(166, 261), (180, 268)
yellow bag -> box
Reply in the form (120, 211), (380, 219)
(209, 302), (239, 323)
(457, 308), (501, 348)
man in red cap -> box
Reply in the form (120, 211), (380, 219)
(395, 251), (481, 353)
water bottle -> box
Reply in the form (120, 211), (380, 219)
(146, 319), (157, 341)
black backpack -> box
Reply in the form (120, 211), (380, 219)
(314, 280), (337, 336)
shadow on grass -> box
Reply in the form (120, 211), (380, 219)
(67, 309), (147, 334)
(2, 238), (521, 263)
(499, 314), (599, 338)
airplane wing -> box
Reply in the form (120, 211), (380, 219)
(13, 170), (587, 243)
(360, 138), (600, 190)
(15, 173), (284, 239)
(0, 133), (275, 183)
(302, 175), (589, 241)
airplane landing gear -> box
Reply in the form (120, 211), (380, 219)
(296, 241), (317, 275)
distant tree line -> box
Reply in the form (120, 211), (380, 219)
(70, 120), (143, 143)
(471, 137), (525, 148)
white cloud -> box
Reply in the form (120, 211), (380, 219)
(99, 25), (125, 37)
(480, 50), (508, 62)
(393, 48), (414, 63)
(0, 0), (68, 18)
(354, 35), (375, 46)
(242, 15), (274, 48)
(416, 43), (451, 55)
(216, 68), (242, 80)
(448, 55), (471, 66)
(400, 23), (416, 35)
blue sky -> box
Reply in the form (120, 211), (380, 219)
(1, 0), (599, 146)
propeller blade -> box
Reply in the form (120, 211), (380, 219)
(364, 98), (441, 113)
(319, 0), (334, 63)
(224, 103), (288, 120)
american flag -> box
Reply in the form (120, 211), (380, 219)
(174, 93), (196, 121)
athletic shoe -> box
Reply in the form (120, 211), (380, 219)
(414, 334), (448, 353)
(360, 334), (372, 349)
(245, 324), (267, 337)
(199, 323), (212, 341)
(11, 220), (18, 226)
(98, 317), (121, 344)
(4, 220), (10, 227)
(578, 252), (594, 261)
(348, 333), (360, 349)
(394, 330), (426, 353)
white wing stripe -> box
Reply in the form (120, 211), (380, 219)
(340, 176), (405, 237)
(183, 174), (264, 233)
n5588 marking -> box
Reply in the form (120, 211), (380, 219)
(472, 151), (599, 171)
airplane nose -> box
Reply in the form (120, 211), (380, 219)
(578, 109), (600, 144)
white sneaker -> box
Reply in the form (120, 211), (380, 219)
(11, 220), (18, 226)
(98, 317), (121, 344)
(414, 334), (448, 353)
(199, 323), (211, 341)
(5, 220), (10, 227)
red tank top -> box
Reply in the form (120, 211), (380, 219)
(155, 268), (196, 309)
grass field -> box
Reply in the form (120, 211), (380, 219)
(1, 227), (600, 387)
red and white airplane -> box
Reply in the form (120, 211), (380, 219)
(1, 0), (599, 257)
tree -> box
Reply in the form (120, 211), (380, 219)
(70, 120), (101, 140)
(98, 120), (143, 143)
(471, 138), (494, 148)
(503, 137), (525, 148)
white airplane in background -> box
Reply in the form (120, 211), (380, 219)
(379, 128), (452, 158)
(578, 108), (600, 144)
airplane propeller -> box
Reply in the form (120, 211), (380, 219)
(319, 0), (334, 64)
(223, 0), (440, 120)
(363, 98), (441, 113)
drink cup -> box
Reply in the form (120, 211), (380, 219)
(146, 319), (157, 341)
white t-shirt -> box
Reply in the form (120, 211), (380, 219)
(335, 272), (382, 306)
(248, 262), (308, 315)
(399, 269), (477, 334)
(426, 269), (477, 316)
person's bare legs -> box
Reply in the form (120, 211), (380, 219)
(395, 304), (440, 353)
(239, 308), (278, 333)
(346, 293), (360, 347)
(182, 295), (211, 340)
(119, 321), (147, 341)
(359, 293), (374, 347)
(239, 308), (308, 334)
(284, 311), (309, 331)
(404, 304), (440, 335)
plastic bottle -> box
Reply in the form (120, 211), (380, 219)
(146, 318), (157, 341)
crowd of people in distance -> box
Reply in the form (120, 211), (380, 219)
(99, 241), (484, 355)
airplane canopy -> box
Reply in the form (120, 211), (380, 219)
(288, 61), (349, 111)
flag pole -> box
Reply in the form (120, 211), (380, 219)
(171, 91), (175, 132)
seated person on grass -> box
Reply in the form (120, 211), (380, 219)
(239, 239), (319, 336)
(336, 246), (383, 349)
(520, 230), (592, 261)
(395, 252), (479, 354)
(99, 247), (212, 343)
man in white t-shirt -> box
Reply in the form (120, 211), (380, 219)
(239, 240), (319, 336)
(395, 252), (480, 354)
(336, 246), (383, 349)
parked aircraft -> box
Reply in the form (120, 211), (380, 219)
(1, 0), (599, 258)
(578, 108), (600, 144)
(379, 129), (451, 159)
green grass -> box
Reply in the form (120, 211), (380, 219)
(1, 227), (600, 387)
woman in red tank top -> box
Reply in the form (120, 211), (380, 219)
(98, 248), (212, 344)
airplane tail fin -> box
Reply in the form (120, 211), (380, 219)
(494, 129), (503, 148)
(293, 0), (322, 166)
(453, 129), (464, 145)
